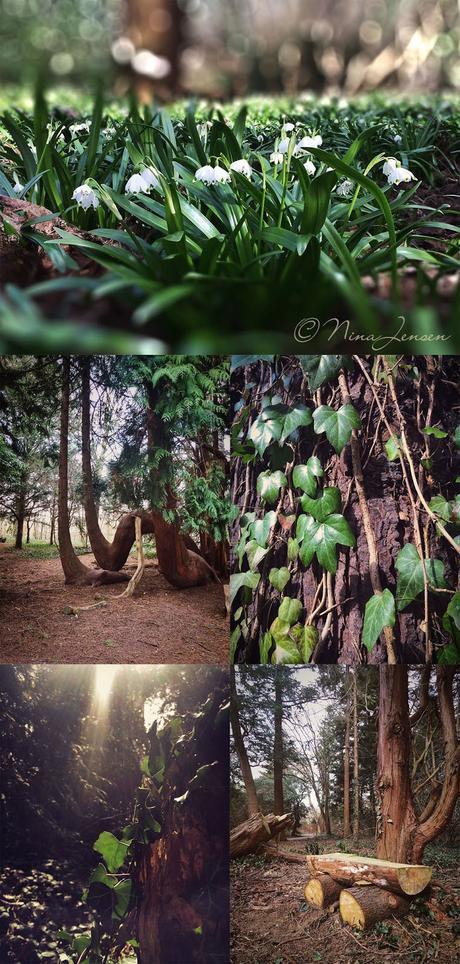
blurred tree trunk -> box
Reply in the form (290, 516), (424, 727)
(230, 666), (259, 816)
(14, 471), (27, 549)
(126, 0), (185, 100)
(343, 668), (351, 837)
(352, 670), (360, 839)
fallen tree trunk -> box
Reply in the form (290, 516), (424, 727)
(305, 876), (343, 909)
(263, 848), (306, 865)
(340, 885), (410, 930)
(230, 813), (293, 858)
(305, 853), (432, 896)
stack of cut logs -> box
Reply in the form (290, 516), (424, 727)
(304, 853), (432, 930)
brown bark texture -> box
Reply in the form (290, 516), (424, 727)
(273, 666), (285, 815)
(229, 667), (259, 816)
(339, 885), (410, 930)
(305, 853), (432, 896)
(230, 357), (460, 664)
(230, 812), (293, 858)
(136, 682), (229, 964)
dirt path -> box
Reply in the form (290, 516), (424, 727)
(0, 547), (228, 664)
(231, 840), (460, 964)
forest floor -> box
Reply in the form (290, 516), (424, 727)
(0, 546), (227, 664)
(0, 858), (97, 964)
(230, 836), (460, 964)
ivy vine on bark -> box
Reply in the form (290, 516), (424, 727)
(230, 354), (460, 665)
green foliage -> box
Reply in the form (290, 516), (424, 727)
(298, 356), (350, 391)
(313, 403), (361, 453)
(292, 456), (323, 497)
(297, 513), (356, 574)
(256, 469), (287, 503)
(362, 589), (396, 651)
(395, 544), (448, 611)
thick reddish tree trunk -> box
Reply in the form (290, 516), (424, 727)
(230, 667), (259, 816)
(377, 667), (460, 863)
(273, 667), (285, 816)
(58, 359), (128, 588)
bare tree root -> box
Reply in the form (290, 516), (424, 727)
(116, 516), (145, 599)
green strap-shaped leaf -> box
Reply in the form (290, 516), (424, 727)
(362, 589), (396, 652)
(313, 404), (361, 453)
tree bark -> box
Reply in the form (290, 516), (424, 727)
(80, 356), (114, 569)
(305, 875), (343, 908)
(273, 667), (285, 816)
(306, 852), (432, 896)
(230, 667), (259, 816)
(339, 885), (410, 930)
(14, 473), (27, 549)
(343, 668), (351, 837)
(58, 359), (128, 588)
(230, 812), (293, 858)
(352, 670), (360, 840)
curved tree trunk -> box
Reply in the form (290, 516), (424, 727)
(230, 666), (259, 816)
(58, 358), (128, 588)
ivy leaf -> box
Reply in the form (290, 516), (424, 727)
(113, 879), (132, 920)
(443, 591), (460, 632)
(300, 486), (341, 522)
(230, 570), (260, 602)
(362, 589), (396, 652)
(246, 540), (269, 570)
(287, 537), (299, 562)
(385, 436), (400, 461)
(298, 514), (356, 574)
(428, 496), (451, 522)
(269, 617), (302, 664)
(231, 355), (274, 370)
(248, 412), (283, 456)
(278, 597), (303, 625)
(257, 469), (287, 503)
(301, 625), (318, 662)
(252, 511), (276, 547)
(454, 426), (460, 449)
(395, 544), (448, 611)
(93, 832), (130, 873)
(269, 567), (291, 592)
(298, 355), (350, 391)
(292, 456), (323, 496)
(423, 426), (448, 438)
(260, 631), (273, 663)
(313, 404), (361, 453)
(280, 403), (313, 443)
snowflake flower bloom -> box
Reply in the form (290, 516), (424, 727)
(70, 121), (91, 136)
(394, 134), (402, 144)
(383, 157), (416, 186)
(278, 137), (290, 154)
(72, 183), (99, 210)
(13, 180), (24, 194)
(296, 134), (323, 151)
(125, 172), (151, 194)
(212, 165), (231, 184)
(283, 122), (295, 133)
(270, 151), (285, 165)
(230, 159), (252, 178)
(195, 164), (217, 185)
(336, 178), (354, 197)
(303, 159), (316, 176)
(139, 167), (160, 191)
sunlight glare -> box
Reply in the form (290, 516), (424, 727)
(94, 665), (119, 710)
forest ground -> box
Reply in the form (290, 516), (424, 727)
(0, 859), (97, 964)
(230, 835), (460, 964)
(0, 545), (227, 663)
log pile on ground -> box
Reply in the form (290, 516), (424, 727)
(302, 853), (432, 931)
(229, 813), (293, 858)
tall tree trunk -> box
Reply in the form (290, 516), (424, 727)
(80, 356), (113, 569)
(26, 518), (31, 544)
(352, 670), (360, 840)
(58, 359), (128, 588)
(273, 667), (285, 816)
(230, 667), (259, 816)
(343, 668), (351, 837)
(14, 472), (27, 549)
(376, 667), (459, 863)
(125, 0), (184, 101)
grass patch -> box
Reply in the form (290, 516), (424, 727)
(3, 541), (88, 560)
(1, 91), (459, 350)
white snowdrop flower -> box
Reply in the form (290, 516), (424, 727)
(394, 134), (402, 144)
(13, 179), (24, 194)
(270, 151), (284, 165)
(213, 165), (231, 184)
(125, 172), (151, 194)
(140, 167), (160, 191)
(72, 183), (99, 210)
(70, 121), (91, 136)
(382, 157), (398, 177)
(303, 159), (316, 176)
(297, 134), (323, 150)
(278, 137), (290, 154)
(387, 165), (417, 186)
(336, 178), (354, 197)
(195, 164), (216, 185)
(230, 159), (252, 178)
(283, 122), (295, 133)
